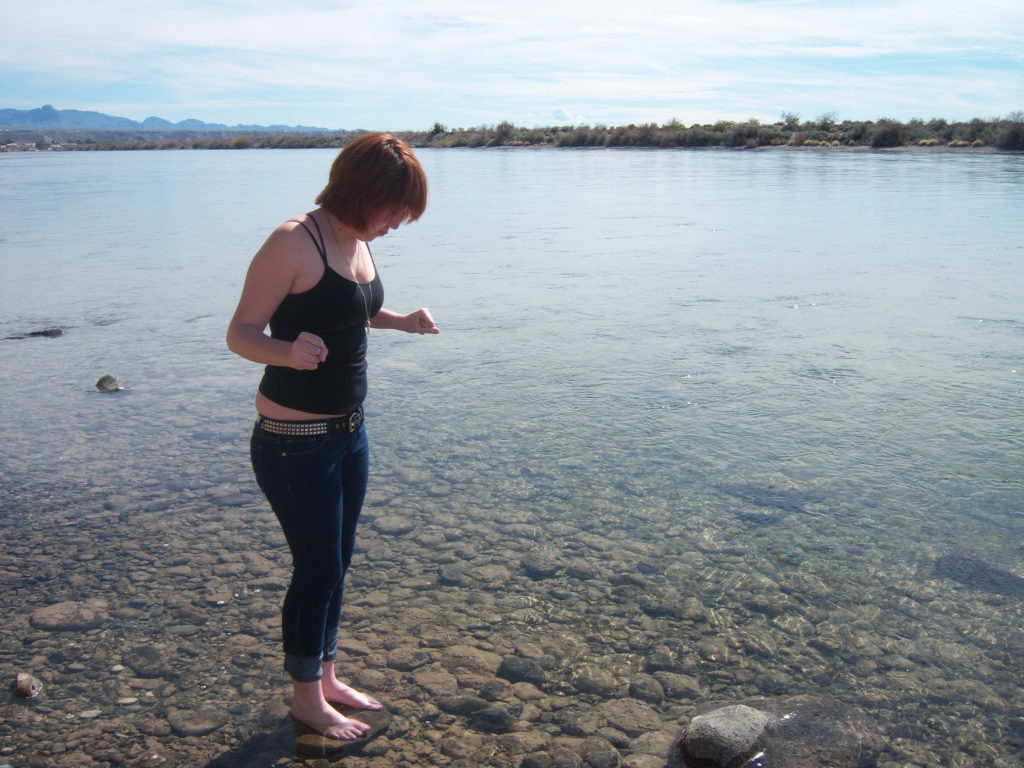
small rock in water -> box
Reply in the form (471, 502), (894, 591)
(96, 374), (125, 392)
(295, 704), (392, 757)
(681, 704), (771, 765)
(470, 704), (515, 732)
(167, 708), (229, 737)
(15, 672), (43, 699)
(5, 327), (65, 339)
(497, 656), (548, 685)
(30, 599), (109, 631)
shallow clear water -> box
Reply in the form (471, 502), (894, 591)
(1, 147), (1022, 765)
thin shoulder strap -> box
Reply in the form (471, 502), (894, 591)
(291, 217), (328, 265)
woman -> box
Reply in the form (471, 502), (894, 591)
(226, 133), (438, 740)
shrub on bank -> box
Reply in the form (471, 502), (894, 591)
(870, 121), (903, 148)
(996, 120), (1024, 150)
(15, 113), (1024, 152)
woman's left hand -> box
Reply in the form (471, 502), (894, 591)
(405, 308), (440, 334)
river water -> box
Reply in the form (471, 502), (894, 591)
(0, 147), (1022, 767)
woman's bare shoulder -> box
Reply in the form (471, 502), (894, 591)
(257, 215), (319, 259)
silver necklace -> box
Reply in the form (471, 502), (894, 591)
(324, 212), (372, 332)
(356, 272), (372, 331)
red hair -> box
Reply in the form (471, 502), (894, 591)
(315, 133), (427, 232)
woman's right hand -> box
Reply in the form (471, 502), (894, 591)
(289, 331), (328, 370)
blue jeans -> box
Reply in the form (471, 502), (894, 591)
(250, 421), (369, 683)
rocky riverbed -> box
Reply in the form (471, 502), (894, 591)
(2, 442), (1023, 767)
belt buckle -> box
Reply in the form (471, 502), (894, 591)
(348, 408), (363, 432)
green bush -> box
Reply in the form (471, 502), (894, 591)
(870, 121), (903, 148)
(996, 121), (1024, 150)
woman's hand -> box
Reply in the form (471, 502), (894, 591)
(405, 308), (440, 335)
(289, 331), (328, 369)
(407, 309), (440, 333)
(369, 307), (440, 334)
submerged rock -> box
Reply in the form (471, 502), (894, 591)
(572, 664), (618, 696)
(30, 599), (109, 631)
(167, 707), (229, 737)
(471, 704), (516, 732)
(933, 551), (1024, 597)
(498, 656), (548, 685)
(717, 483), (826, 514)
(295, 704), (392, 758)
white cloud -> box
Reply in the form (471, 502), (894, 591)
(1, 0), (1021, 126)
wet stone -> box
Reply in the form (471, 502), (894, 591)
(521, 748), (584, 768)
(371, 514), (416, 536)
(16, 672), (43, 699)
(682, 704), (770, 766)
(498, 656), (548, 685)
(438, 564), (470, 585)
(123, 645), (172, 678)
(628, 675), (664, 705)
(295, 705), (392, 758)
(30, 599), (109, 631)
(750, 694), (882, 768)
(167, 624), (202, 637)
(167, 707), (229, 737)
(480, 678), (512, 701)
(522, 552), (561, 579)
(414, 667), (459, 695)
(598, 699), (662, 738)
(471, 704), (516, 732)
(572, 665), (618, 696)
(580, 736), (622, 768)
(653, 672), (701, 699)
(643, 648), (675, 673)
(437, 694), (491, 715)
(135, 718), (173, 737)
(443, 645), (504, 677)
(205, 590), (234, 606)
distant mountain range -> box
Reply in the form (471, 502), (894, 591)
(0, 105), (330, 133)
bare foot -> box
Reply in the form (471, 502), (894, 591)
(322, 678), (383, 711)
(291, 702), (370, 741)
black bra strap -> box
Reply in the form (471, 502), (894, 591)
(292, 217), (328, 265)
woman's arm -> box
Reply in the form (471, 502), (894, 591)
(370, 307), (440, 335)
(226, 223), (329, 370)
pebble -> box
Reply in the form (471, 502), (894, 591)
(15, 672), (42, 699)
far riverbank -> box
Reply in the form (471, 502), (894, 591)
(4, 115), (1023, 153)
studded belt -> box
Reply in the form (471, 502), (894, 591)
(255, 406), (364, 436)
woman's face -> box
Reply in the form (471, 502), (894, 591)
(362, 209), (405, 241)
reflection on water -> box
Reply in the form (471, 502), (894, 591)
(1, 148), (1023, 766)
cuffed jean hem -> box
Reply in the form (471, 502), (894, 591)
(285, 653), (325, 683)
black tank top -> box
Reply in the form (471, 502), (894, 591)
(258, 217), (384, 415)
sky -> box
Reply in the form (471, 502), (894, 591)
(2, 0), (1022, 130)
